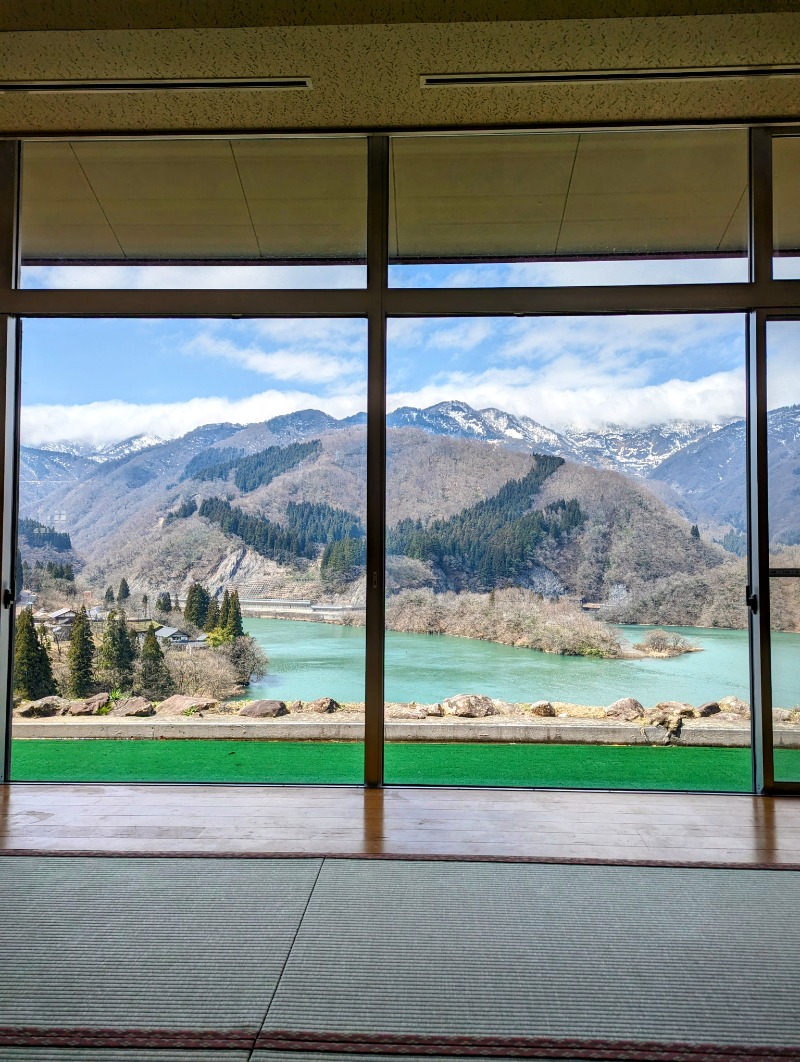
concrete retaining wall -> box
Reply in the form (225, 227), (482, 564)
(13, 716), (800, 747)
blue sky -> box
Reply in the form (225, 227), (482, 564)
(17, 260), (775, 448)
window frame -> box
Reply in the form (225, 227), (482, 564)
(2, 124), (799, 793)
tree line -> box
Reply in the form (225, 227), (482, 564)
(198, 497), (313, 564)
(183, 583), (244, 642)
(284, 501), (364, 547)
(188, 440), (321, 493)
(18, 517), (72, 552)
(181, 446), (244, 480)
(14, 606), (173, 701)
(386, 456), (584, 591)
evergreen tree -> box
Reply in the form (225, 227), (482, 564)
(98, 609), (137, 690)
(183, 582), (210, 628)
(104, 586), (115, 606)
(204, 595), (221, 632)
(141, 593), (149, 617)
(15, 547), (22, 600)
(225, 590), (244, 638)
(13, 607), (56, 699)
(117, 577), (130, 604)
(66, 606), (95, 698)
(218, 589), (231, 630)
(155, 591), (172, 613)
(137, 624), (174, 699)
(690, 524), (700, 540)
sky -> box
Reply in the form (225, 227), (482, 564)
(18, 259), (799, 449)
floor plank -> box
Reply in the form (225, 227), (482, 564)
(1, 784), (800, 865)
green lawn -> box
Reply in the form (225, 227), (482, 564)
(12, 738), (800, 790)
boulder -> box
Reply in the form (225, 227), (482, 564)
(287, 700), (303, 713)
(773, 708), (793, 723)
(110, 697), (155, 717)
(493, 700), (522, 717)
(304, 696), (340, 714)
(655, 701), (695, 717)
(17, 696), (70, 717)
(239, 700), (288, 718)
(386, 703), (427, 719)
(422, 703), (444, 717)
(155, 695), (218, 716)
(66, 692), (110, 716)
(529, 700), (555, 717)
(719, 695), (749, 717)
(605, 697), (644, 721)
(441, 694), (496, 718)
(695, 701), (721, 717)
(83, 692), (110, 714)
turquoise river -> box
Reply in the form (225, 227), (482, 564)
(243, 619), (800, 708)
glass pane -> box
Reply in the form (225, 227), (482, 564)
(390, 129), (748, 287)
(766, 319), (800, 783)
(773, 137), (800, 281)
(384, 314), (750, 790)
(20, 138), (367, 288)
(12, 317), (367, 782)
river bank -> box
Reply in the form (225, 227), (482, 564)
(240, 618), (794, 708)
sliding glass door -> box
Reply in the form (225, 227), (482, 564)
(2, 124), (800, 791)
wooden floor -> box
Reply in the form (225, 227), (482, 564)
(1, 784), (800, 866)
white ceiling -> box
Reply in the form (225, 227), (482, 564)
(21, 127), (780, 263)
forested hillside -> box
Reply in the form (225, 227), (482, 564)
(18, 410), (785, 629)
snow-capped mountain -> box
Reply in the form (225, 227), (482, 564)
(30, 433), (166, 464)
(386, 401), (573, 457)
(650, 405), (800, 534)
(21, 403), (727, 480)
(561, 421), (726, 475)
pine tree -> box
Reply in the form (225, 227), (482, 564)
(204, 595), (220, 632)
(183, 582), (210, 628)
(225, 590), (244, 638)
(98, 610), (137, 690)
(66, 606), (94, 698)
(137, 624), (174, 699)
(141, 593), (149, 617)
(13, 607), (56, 699)
(690, 524), (700, 540)
(117, 577), (130, 604)
(104, 586), (115, 606)
(156, 591), (172, 613)
(218, 589), (231, 629)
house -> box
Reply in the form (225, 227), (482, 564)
(152, 626), (190, 645)
(47, 608), (76, 627)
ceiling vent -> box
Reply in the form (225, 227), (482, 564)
(0, 77), (312, 94)
(421, 66), (800, 87)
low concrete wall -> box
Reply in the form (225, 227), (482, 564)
(14, 715), (799, 747)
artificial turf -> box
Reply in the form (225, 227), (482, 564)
(12, 738), (800, 789)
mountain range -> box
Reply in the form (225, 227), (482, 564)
(19, 399), (800, 560)
(27, 399), (726, 475)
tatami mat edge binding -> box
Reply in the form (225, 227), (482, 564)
(0, 1028), (798, 1061)
(1, 849), (800, 870)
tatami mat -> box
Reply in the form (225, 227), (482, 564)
(1, 856), (798, 1059)
(0, 856), (321, 1033)
(263, 859), (800, 1049)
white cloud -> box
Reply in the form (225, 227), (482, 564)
(391, 257), (748, 288)
(183, 333), (362, 384)
(388, 364), (749, 430)
(21, 388), (366, 449)
(22, 263), (365, 290)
